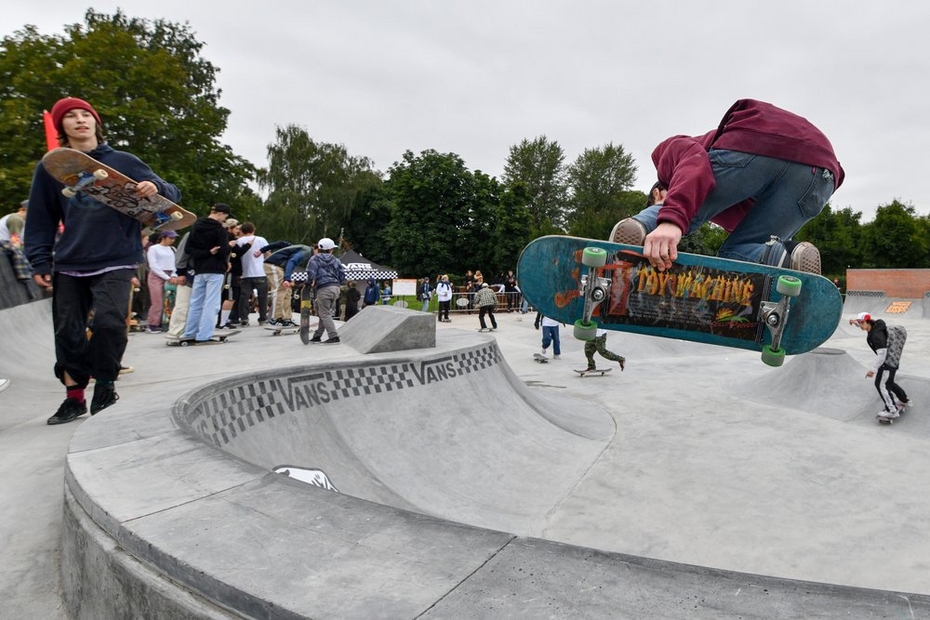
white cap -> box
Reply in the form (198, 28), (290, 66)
(318, 238), (335, 251)
(856, 312), (871, 322)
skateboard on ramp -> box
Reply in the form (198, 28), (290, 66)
(265, 324), (300, 336)
(517, 236), (843, 367)
(166, 331), (238, 347)
(42, 148), (195, 231)
(574, 368), (612, 377)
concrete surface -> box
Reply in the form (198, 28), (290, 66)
(2, 296), (930, 618)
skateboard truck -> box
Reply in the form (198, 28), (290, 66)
(573, 247), (611, 341)
(759, 275), (803, 367)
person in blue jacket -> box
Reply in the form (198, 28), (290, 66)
(26, 97), (181, 425)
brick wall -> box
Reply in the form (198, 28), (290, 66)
(845, 269), (930, 298)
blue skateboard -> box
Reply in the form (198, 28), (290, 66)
(517, 236), (842, 367)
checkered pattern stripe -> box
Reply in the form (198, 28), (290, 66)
(290, 271), (308, 283)
(345, 269), (397, 280)
(183, 344), (501, 448)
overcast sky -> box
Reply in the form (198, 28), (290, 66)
(7, 1), (930, 221)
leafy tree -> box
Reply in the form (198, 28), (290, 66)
(861, 201), (927, 268)
(565, 143), (638, 239)
(795, 205), (864, 275)
(503, 136), (569, 235)
(0, 9), (253, 212)
(255, 124), (380, 245)
(492, 182), (533, 276)
(341, 183), (394, 261)
(386, 149), (504, 278)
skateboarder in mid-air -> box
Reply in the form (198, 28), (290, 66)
(584, 329), (626, 373)
(610, 99), (844, 275)
(850, 312), (911, 421)
(25, 97), (181, 425)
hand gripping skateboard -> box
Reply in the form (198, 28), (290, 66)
(42, 147), (195, 231)
(517, 236), (842, 367)
(294, 276), (315, 345)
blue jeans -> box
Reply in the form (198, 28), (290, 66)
(542, 325), (560, 355)
(183, 273), (224, 340)
(634, 149), (835, 262)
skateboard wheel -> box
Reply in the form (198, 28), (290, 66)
(171, 211), (183, 220)
(761, 344), (786, 367)
(775, 275), (802, 297)
(573, 319), (597, 341)
(93, 168), (109, 180)
(582, 247), (608, 268)
(62, 187), (76, 198)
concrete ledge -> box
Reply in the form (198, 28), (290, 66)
(339, 305), (435, 353)
(61, 333), (930, 618)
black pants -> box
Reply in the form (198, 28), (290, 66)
(439, 300), (451, 320)
(238, 275), (268, 323)
(479, 305), (497, 329)
(53, 269), (133, 386)
(875, 364), (908, 411)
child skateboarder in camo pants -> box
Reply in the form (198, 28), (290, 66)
(585, 329), (626, 372)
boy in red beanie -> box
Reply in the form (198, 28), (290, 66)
(25, 97), (181, 424)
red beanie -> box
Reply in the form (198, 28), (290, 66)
(50, 97), (102, 134)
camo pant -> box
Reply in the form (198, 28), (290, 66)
(584, 334), (625, 370)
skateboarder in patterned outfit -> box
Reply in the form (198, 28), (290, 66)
(850, 312), (911, 421)
(584, 329), (626, 373)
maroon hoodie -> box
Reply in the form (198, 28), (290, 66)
(651, 99), (845, 233)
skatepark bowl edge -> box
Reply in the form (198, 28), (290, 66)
(7, 298), (930, 618)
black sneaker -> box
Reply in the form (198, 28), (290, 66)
(47, 398), (87, 425)
(90, 383), (119, 415)
(309, 335), (322, 343)
(324, 336), (341, 344)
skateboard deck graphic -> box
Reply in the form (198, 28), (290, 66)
(517, 236), (842, 365)
(42, 148), (195, 231)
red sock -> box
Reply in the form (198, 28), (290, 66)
(66, 386), (85, 403)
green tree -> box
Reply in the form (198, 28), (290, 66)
(503, 136), (569, 235)
(861, 201), (927, 268)
(565, 143), (638, 239)
(0, 9), (253, 212)
(385, 149), (502, 277)
(491, 182), (533, 276)
(795, 205), (864, 275)
(341, 183), (394, 261)
(255, 124), (380, 245)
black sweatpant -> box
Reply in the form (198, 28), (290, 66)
(53, 269), (133, 387)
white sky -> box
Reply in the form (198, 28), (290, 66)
(7, 1), (930, 221)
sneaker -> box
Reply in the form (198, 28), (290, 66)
(90, 383), (119, 415)
(267, 318), (280, 326)
(878, 409), (900, 419)
(240, 321), (249, 327)
(47, 398), (87, 425)
(553, 354), (561, 360)
(541, 347), (547, 356)
(618, 357), (626, 371)
(280, 319), (298, 327)
(145, 326), (161, 334)
(788, 241), (821, 274)
(324, 336), (341, 344)
(610, 218), (647, 245)
(309, 335), (322, 343)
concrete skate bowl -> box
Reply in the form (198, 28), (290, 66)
(61, 338), (930, 618)
(735, 346), (930, 435)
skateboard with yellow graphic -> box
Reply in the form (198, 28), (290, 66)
(517, 236), (842, 367)
(42, 147), (195, 231)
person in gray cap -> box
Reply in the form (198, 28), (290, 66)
(306, 237), (345, 344)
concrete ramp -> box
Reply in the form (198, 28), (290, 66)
(339, 304), (436, 353)
(176, 336), (614, 536)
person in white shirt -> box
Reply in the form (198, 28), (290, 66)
(0, 201), (27, 245)
(145, 230), (178, 332)
(236, 222), (269, 325)
(436, 274), (453, 322)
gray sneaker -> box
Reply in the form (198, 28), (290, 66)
(609, 218), (647, 245)
(788, 241), (821, 274)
